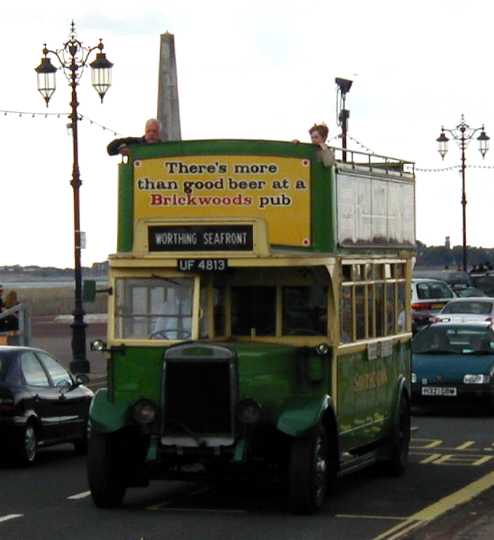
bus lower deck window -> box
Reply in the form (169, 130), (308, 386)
(231, 286), (276, 336)
(283, 286), (327, 336)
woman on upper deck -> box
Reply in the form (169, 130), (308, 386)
(292, 123), (336, 167)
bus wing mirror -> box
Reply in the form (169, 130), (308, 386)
(83, 280), (97, 303)
(83, 280), (112, 303)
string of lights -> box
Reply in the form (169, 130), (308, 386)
(0, 108), (121, 136)
(1, 113), (494, 169)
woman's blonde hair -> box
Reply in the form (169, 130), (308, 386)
(4, 290), (18, 309)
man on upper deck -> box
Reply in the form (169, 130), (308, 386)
(107, 118), (163, 156)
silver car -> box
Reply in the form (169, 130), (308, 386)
(436, 297), (494, 324)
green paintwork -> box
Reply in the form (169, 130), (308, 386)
(337, 341), (411, 452)
(90, 341), (332, 437)
(89, 388), (131, 433)
(277, 395), (331, 437)
(116, 139), (333, 253)
(117, 162), (134, 252)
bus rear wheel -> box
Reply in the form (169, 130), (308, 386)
(87, 432), (126, 508)
(288, 425), (328, 514)
(382, 394), (410, 477)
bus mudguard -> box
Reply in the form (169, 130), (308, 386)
(89, 389), (131, 433)
(277, 394), (333, 437)
(392, 375), (410, 428)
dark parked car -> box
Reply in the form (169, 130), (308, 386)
(412, 322), (494, 408)
(0, 346), (93, 464)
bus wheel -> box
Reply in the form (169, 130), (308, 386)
(383, 394), (410, 477)
(288, 425), (328, 514)
(87, 433), (126, 508)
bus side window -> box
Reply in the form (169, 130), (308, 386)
(340, 286), (353, 343)
(282, 286), (327, 336)
(231, 286), (276, 336)
(375, 283), (385, 338)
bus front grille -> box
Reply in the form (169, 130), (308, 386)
(161, 348), (237, 447)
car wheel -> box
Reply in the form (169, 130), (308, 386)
(382, 394), (411, 476)
(288, 425), (328, 514)
(87, 433), (126, 508)
(17, 422), (38, 466)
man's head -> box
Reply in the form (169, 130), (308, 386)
(309, 123), (329, 145)
(144, 119), (161, 143)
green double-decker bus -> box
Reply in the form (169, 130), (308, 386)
(87, 140), (415, 514)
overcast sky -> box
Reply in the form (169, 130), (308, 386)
(2, 0), (494, 267)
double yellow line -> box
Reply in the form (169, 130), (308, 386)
(372, 470), (494, 540)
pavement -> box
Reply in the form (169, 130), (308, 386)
(30, 314), (107, 383)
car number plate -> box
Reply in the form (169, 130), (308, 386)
(177, 259), (228, 272)
(431, 303), (445, 310)
(421, 386), (457, 397)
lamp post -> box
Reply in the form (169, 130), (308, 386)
(436, 115), (489, 273)
(335, 77), (353, 162)
(35, 22), (113, 374)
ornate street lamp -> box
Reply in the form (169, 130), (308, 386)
(34, 22), (113, 374)
(436, 115), (489, 272)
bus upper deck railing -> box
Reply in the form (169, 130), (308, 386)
(331, 146), (415, 177)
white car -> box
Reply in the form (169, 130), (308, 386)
(435, 297), (494, 324)
(411, 278), (456, 332)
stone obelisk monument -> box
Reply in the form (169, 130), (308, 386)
(157, 32), (181, 141)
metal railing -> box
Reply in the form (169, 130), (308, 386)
(330, 146), (415, 177)
(0, 304), (31, 346)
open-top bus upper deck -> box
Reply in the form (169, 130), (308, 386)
(114, 140), (415, 263)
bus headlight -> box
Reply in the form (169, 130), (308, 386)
(237, 399), (262, 425)
(132, 400), (158, 425)
(411, 372), (417, 384)
(315, 343), (330, 356)
(463, 374), (490, 384)
(90, 339), (107, 352)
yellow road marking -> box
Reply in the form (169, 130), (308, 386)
(419, 453), (442, 464)
(336, 514), (407, 521)
(411, 438), (443, 449)
(371, 469), (494, 540)
(456, 441), (475, 450)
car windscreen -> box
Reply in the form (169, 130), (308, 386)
(442, 301), (493, 315)
(413, 326), (494, 355)
(416, 281), (454, 300)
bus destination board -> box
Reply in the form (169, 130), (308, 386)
(148, 224), (253, 252)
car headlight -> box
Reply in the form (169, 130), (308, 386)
(411, 372), (417, 384)
(132, 400), (157, 425)
(463, 374), (490, 384)
(237, 399), (262, 425)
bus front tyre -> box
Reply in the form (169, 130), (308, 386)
(288, 425), (328, 515)
(87, 432), (126, 508)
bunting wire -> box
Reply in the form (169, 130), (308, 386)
(2, 112), (494, 169)
(0, 108), (121, 136)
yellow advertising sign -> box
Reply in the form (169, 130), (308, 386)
(134, 155), (311, 246)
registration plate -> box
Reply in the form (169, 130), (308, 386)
(421, 386), (457, 397)
(177, 259), (228, 272)
(431, 303), (445, 310)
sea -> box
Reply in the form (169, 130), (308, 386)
(2, 280), (108, 289)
